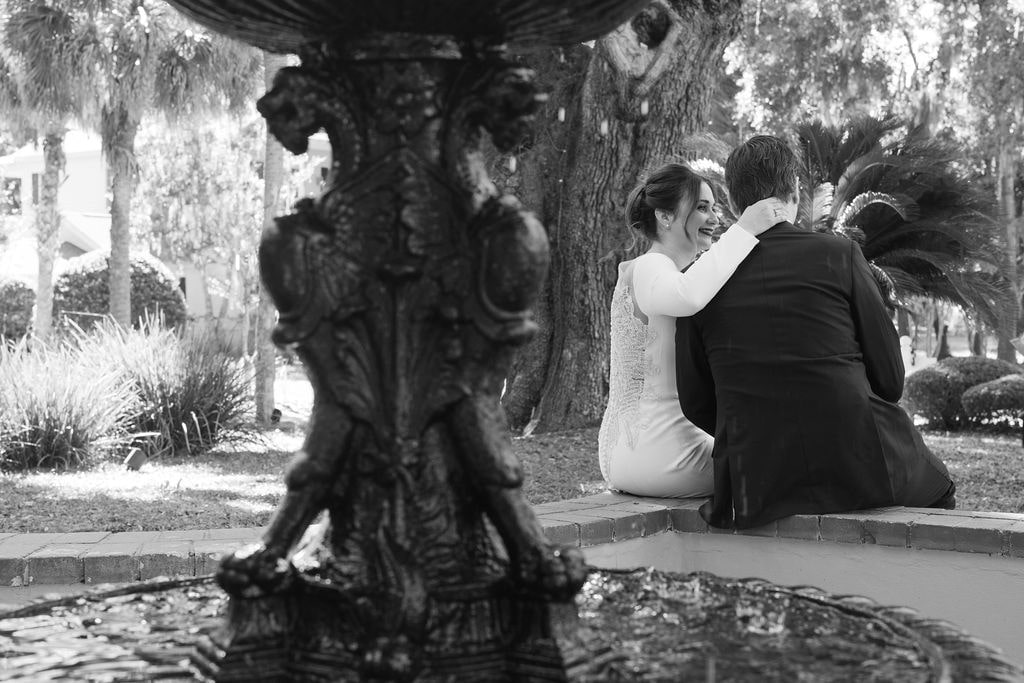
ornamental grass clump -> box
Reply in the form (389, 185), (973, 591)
(0, 337), (135, 471)
(97, 321), (253, 457)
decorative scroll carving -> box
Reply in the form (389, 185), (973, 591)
(191, 34), (586, 681)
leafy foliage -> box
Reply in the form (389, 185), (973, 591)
(961, 374), (1024, 433)
(903, 356), (1024, 429)
(133, 118), (320, 321)
(0, 278), (33, 340)
(53, 250), (187, 330)
(0, 335), (135, 471)
(97, 321), (253, 458)
(724, 0), (908, 134)
(795, 115), (1011, 326)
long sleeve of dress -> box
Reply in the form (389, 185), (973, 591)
(632, 224), (759, 318)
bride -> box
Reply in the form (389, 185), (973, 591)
(598, 162), (792, 498)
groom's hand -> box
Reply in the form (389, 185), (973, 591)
(734, 197), (794, 236)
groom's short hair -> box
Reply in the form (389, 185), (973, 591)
(725, 135), (801, 214)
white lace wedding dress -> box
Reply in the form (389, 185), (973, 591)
(597, 225), (758, 497)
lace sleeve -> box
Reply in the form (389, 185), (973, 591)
(633, 224), (758, 318)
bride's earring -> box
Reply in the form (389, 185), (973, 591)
(656, 210), (671, 232)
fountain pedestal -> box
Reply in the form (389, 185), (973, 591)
(157, 2), (648, 680)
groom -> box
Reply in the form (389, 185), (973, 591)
(675, 135), (955, 530)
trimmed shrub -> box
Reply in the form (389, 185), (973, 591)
(962, 375), (1024, 432)
(0, 336), (135, 471)
(903, 356), (1024, 429)
(53, 250), (187, 331)
(0, 278), (33, 340)
(95, 321), (253, 457)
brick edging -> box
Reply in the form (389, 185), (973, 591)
(0, 528), (264, 588)
(534, 492), (1024, 558)
(4, 495), (1024, 587)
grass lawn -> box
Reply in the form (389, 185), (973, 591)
(0, 427), (1020, 534)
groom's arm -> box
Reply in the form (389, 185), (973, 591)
(675, 315), (716, 434)
(848, 241), (903, 402)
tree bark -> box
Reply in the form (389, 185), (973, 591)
(105, 105), (140, 329)
(937, 324), (952, 360)
(34, 131), (65, 342)
(503, 0), (743, 432)
(896, 307), (910, 337)
(254, 51), (287, 425)
(995, 137), (1019, 362)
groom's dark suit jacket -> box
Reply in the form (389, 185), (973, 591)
(676, 222), (953, 530)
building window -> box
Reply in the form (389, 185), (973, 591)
(0, 177), (21, 215)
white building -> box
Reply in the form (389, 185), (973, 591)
(0, 128), (329, 348)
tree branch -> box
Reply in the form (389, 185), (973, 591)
(594, 1), (683, 101)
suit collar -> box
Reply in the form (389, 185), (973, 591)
(758, 220), (802, 237)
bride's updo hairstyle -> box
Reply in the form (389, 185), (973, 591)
(625, 163), (706, 241)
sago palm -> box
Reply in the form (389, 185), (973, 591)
(795, 115), (1011, 327)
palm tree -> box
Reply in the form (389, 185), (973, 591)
(254, 50), (287, 426)
(7, 1), (259, 329)
(794, 115), (1012, 331)
(0, 1), (100, 341)
(89, 1), (261, 328)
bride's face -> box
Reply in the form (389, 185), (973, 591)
(676, 182), (719, 252)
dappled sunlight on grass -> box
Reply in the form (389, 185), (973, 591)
(923, 431), (1024, 513)
(222, 498), (279, 516)
(7, 462), (285, 503)
(0, 431), (303, 534)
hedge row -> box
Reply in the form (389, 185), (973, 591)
(0, 250), (187, 340)
(903, 356), (1024, 431)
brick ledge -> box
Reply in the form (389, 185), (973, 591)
(534, 492), (1024, 558)
(3, 497), (1023, 588)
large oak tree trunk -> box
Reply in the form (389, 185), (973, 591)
(503, 0), (742, 432)
(254, 52), (287, 425)
(34, 131), (65, 342)
(105, 106), (140, 329)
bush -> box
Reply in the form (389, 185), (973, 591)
(53, 250), (187, 331)
(903, 356), (1024, 429)
(96, 321), (253, 457)
(0, 278), (34, 341)
(0, 336), (135, 470)
(962, 375), (1024, 432)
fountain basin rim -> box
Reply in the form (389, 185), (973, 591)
(162, 0), (653, 53)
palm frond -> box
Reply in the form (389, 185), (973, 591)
(832, 148), (896, 208)
(835, 191), (920, 229)
(3, 3), (80, 117)
(877, 265), (927, 297)
(797, 181), (834, 232)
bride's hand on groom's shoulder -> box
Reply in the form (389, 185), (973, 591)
(735, 197), (795, 237)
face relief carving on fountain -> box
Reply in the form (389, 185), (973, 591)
(154, 2), (650, 680)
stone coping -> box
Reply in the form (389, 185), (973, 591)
(535, 492), (1024, 558)
(2, 493), (1023, 587)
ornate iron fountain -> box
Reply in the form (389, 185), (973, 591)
(4, 2), (1022, 681)
(157, 1), (648, 680)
